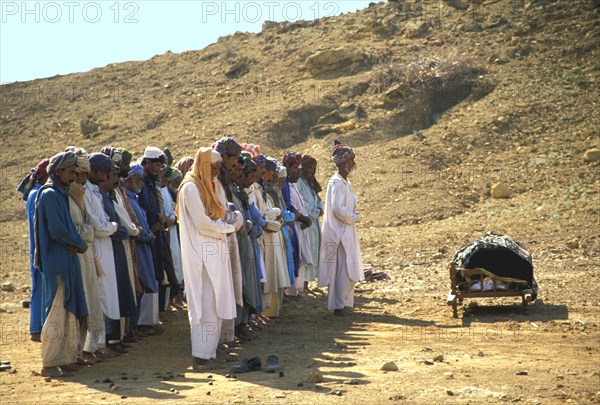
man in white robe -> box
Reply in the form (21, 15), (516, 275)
(213, 136), (245, 346)
(177, 148), (236, 370)
(281, 153), (314, 297)
(318, 140), (364, 316)
(66, 148), (105, 364)
(86, 153), (121, 356)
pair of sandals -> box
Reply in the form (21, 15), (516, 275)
(231, 355), (279, 373)
(0, 360), (11, 372)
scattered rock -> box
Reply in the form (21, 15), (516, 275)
(44, 376), (52, 382)
(208, 381), (214, 386)
(447, 389), (455, 396)
(305, 48), (367, 76)
(102, 377), (113, 384)
(491, 183), (511, 199)
(316, 110), (346, 126)
(420, 360), (434, 365)
(110, 384), (121, 390)
(516, 370), (528, 376)
(444, 0), (469, 10)
(261, 20), (279, 31)
(297, 382), (304, 387)
(275, 393), (286, 398)
(460, 21), (482, 32)
(279, 371), (284, 377)
(566, 239), (579, 249)
(379, 83), (407, 106)
(433, 354), (444, 363)
(381, 361), (399, 371)
(432, 252), (444, 260)
(1, 282), (14, 292)
(225, 59), (250, 79)
(444, 372), (454, 379)
(583, 148), (600, 162)
(309, 369), (323, 383)
(80, 116), (101, 138)
(332, 390), (343, 396)
(405, 20), (430, 38)
(477, 351), (485, 357)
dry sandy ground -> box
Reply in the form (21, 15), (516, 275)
(1, 223), (599, 404)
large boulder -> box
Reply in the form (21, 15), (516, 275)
(305, 48), (367, 76)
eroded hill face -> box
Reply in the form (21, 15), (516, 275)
(1, 0), (599, 255)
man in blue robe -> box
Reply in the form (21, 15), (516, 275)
(16, 158), (50, 342)
(98, 165), (136, 353)
(123, 164), (159, 332)
(34, 152), (88, 377)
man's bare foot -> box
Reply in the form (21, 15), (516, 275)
(41, 367), (72, 378)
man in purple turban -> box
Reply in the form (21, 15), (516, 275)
(318, 140), (364, 316)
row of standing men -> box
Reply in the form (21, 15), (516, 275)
(19, 135), (363, 376)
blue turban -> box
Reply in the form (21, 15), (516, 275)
(265, 157), (278, 172)
(126, 163), (144, 179)
(255, 154), (267, 165)
(89, 152), (116, 174)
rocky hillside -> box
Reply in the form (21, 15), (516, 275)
(1, 0), (599, 267)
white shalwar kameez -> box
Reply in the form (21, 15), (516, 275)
(178, 182), (236, 360)
(286, 182), (314, 294)
(318, 173), (364, 310)
(84, 181), (120, 321)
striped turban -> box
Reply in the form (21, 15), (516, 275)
(213, 134), (242, 157)
(66, 147), (90, 173)
(281, 152), (302, 167)
(48, 151), (78, 177)
(126, 163), (145, 179)
(241, 143), (261, 159)
(332, 139), (355, 166)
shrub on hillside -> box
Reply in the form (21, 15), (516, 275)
(369, 48), (475, 94)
